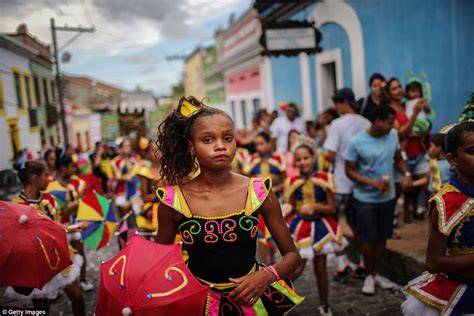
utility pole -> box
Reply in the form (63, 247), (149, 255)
(51, 18), (94, 144)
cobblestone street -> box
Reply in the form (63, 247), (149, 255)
(2, 236), (405, 315)
(291, 258), (405, 315)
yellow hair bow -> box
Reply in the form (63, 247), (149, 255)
(178, 96), (205, 118)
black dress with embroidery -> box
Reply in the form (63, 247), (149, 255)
(157, 177), (303, 315)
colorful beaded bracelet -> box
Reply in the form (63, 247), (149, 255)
(261, 265), (279, 282)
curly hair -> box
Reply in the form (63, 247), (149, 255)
(157, 96), (232, 185)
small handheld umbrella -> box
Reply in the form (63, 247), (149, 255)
(77, 192), (116, 250)
(47, 181), (68, 209)
(79, 173), (103, 195)
(77, 157), (92, 175)
(96, 236), (210, 316)
(0, 201), (72, 289)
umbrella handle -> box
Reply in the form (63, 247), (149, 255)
(147, 267), (188, 298)
(109, 255), (127, 288)
(37, 237), (61, 270)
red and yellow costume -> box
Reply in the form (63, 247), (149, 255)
(403, 179), (474, 315)
(245, 152), (286, 248)
(231, 147), (249, 174)
(286, 172), (346, 258)
(110, 155), (140, 207)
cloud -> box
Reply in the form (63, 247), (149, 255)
(0, 0), (250, 95)
(140, 66), (158, 75)
(92, 0), (208, 40)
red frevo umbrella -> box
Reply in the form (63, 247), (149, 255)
(0, 201), (72, 289)
(96, 236), (210, 316)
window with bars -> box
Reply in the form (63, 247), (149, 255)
(13, 72), (23, 111)
(42, 78), (49, 104)
(24, 75), (38, 128)
(0, 75), (4, 114)
(33, 76), (41, 108)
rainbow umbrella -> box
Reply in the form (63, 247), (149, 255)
(77, 192), (116, 250)
(77, 157), (92, 175)
(47, 181), (68, 209)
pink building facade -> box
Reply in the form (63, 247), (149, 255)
(219, 9), (274, 129)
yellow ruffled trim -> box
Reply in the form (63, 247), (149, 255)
(244, 176), (272, 216)
(157, 177), (270, 219)
(156, 186), (193, 218)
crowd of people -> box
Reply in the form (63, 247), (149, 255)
(3, 75), (474, 315)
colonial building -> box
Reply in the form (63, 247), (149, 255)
(202, 44), (226, 113)
(184, 47), (206, 100)
(64, 75), (125, 144)
(122, 86), (156, 112)
(254, 0), (474, 130)
(216, 8), (268, 129)
(0, 34), (42, 169)
(7, 24), (60, 148)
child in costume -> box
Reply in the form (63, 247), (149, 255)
(286, 144), (346, 316)
(246, 130), (286, 265)
(46, 149), (93, 292)
(246, 131), (286, 194)
(43, 148), (56, 182)
(156, 96), (303, 315)
(136, 140), (162, 238)
(110, 137), (141, 217)
(402, 121), (474, 315)
(285, 129), (302, 178)
(8, 158), (86, 316)
(231, 146), (250, 175)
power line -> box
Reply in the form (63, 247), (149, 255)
(95, 29), (155, 48)
(44, 0), (65, 16)
(80, 0), (94, 26)
(59, 32), (83, 51)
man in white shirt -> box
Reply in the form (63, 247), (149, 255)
(323, 87), (371, 281)
(270, 102), (306, 153)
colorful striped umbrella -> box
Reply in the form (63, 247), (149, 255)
(77, 192), (116, 250)
(77, 157), (92, 175)
(47, 181), (68, 209)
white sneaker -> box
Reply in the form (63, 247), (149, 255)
(374, 274), (394, 289)
(318, 305), (333, 316)
(80, 280), (94, 292)
(361, 275), (375, 295)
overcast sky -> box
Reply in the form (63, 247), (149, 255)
(1, 0), (250, 95)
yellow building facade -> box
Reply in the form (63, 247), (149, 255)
(183, 48), (206, 100)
